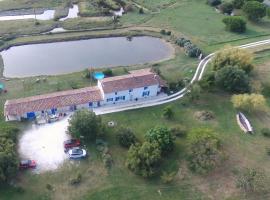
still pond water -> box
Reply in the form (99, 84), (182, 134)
(1, 36), (173, 77)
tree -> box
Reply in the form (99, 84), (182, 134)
(102, 68), (113, 77)
(232, 0), (245, 9)
(145, 126), (175, 153)
(117, 127), (137, 148)
(162, 106), (174, 119)
(231, 93), (266, 112)
(207, 0), (221, 6)
(0, 138), (18, 183)
(187, 128), (224, 174)
(212, 47), (254, 73)
(237, 168), (270, 194)
(219, 2), (233, 14)
(215, 66), (250, 93)
(188, 83), (202, 101)
(68, 110), (103, 142)
(125, 142), (161, 177)
(243, 1), (266, 21)
(222, 16), (246, 33)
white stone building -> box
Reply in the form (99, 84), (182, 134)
(4, 68), (165, 121)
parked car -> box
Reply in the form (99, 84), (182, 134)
(68, 147), (87, 159)
(64, 139), (81, 150)
(19, 160), (36, 169)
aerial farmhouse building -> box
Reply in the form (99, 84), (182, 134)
(4, 69), (165, 121)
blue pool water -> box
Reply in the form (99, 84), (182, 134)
(93, 72), (105, 80)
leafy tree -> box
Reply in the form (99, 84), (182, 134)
(215, 66), (250, 93)
(231, 93), (266, 112)
(237, 168), (270, 194)
(187, 128), (224, 174)
(102, 68), (113, 77)
(219, 2), (233, 14)
(222, 16), (246, 33)
(243, 1), (266, 21)
(145, 126), (175, 153)
(261, 128), (270, 137)
(162, 106), (174, 119)
(188, 83), (202, 101)
(232, 0), (245, 9)
(117, 127), (137, 148)
(207, 0), (221, 6)
(0, 138), (18, 183)
(68, 110), (103, 142)
(212, 47), (254, 73)
(126, 142), (161, 177)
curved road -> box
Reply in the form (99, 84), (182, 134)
(95, 39), (270, 115)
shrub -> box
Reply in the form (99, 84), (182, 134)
(184, 43), (201, 57)
(261, 128), (270, 137)
(160, 29), (166, 35)
(207, 0), (221, 6)
(222, 16), (246, 33)
(126, 142), (161, 177)
(117, 127), (137, 148)
(175, 38), (191, 47)
(139, 8), (144, 14)
(162, 106), (174, 119)
(68, 110), (103, 142)
(215, 66), (250, 93)
(46, 184), (54, 191)
(69, 173), (82, 185)
(160, 171), (176, 184)
(170, 125), (187, 137)
(103, 68), (113, 77)
(236, 168), (269, 193)
(231, 93), (266, 112)
(243, 1), (266, 21)
(232, 0), (245, 9)
(212, 46), (254, 73)
(145, 126), (175, 153)
(187, 128), (224, 174)
(102, 153), (113, 168)
(219, 2), (233, 14)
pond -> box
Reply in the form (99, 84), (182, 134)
(1, 36), (174, 77)
(0, 10), (55, 21)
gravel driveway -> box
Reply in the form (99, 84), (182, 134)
(18, 117), (71, 173)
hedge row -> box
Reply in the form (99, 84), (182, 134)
(175, 38), (202, 58)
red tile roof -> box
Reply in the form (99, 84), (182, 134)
(5, 86), (102, 116)
(100, 68), (164, 94)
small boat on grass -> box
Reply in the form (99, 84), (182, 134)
(236, 112), (253, 134)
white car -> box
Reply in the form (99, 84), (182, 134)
(68, 147), (87, 159)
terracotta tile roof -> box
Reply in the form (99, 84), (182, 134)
(100, 68), (164, 93)
(5, 86), (102, 116)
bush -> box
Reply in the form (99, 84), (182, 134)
(145, 126), (174, 153)
(184, 43), (201, 57)
(117, 127), (137, 148)
(160, 29), (166, 35)
(102, 153), (113, 168)
(139, 8), (144, 14)
(46, 184), (54, 191)
(175, 38), (191, 47)
(222, 16), (246, 33)
(163, 106), (174, 119)
(187, 128), (224, 174)
(160, 171), (176, 183)
(261, 128), (270, 137)
(207, 0), (221, 6)
(126, 142), (161, 177)
(215, 66), (250, 93)
(212, 46), (254, 73)
(237, 168), (269, 194)
(243, 1), (266, 21)
(232, 0), (245, 9)
(219, 2), (233, 14)
(231, 93), (266, 112)
(103, 68), (113, 77)
(68, 110), (103, 142)
(170, 125), (187, 137)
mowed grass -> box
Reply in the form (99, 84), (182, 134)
(121, 0), (270, 52)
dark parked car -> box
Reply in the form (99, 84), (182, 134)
(64, 139), (80, 150)
(19, 160), (36, 169)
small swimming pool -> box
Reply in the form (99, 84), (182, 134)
(93, 72), (105, 80)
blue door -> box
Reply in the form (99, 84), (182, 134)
(27, 112), (36, 120)
(51, 108), (57, 114)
